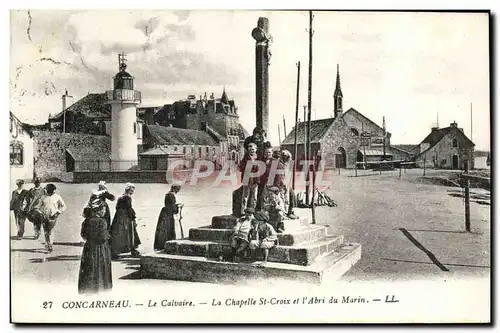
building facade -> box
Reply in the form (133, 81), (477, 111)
(10, 112), (34, 183)
(414, 122), (475, 169)
(281, 64), (408, 169)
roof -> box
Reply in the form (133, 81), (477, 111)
(139, 147), (185, 156)
(50, 93), (111, 121)
(10, 111), (34, 137)
(281, 118), (335, 145)
(342, 108), (391, 136)
(144, 125), (219, 146)
(238, 124), (250, 140)
(358, 149), (393, 156)
(416, 125), (475, 157)
(206, 125), (226, 141)
(66, 147), (111, 161)
(391, 144), (417, 154)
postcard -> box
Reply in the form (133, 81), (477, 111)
(9, 9), (491, 324)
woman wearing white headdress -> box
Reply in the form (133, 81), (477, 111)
(83, 181), (115, 229)
(78, 198), (112, 294)
(109, 183), (141, 258)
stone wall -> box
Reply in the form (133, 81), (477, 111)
(320, 118), (359, 169)
(342, 110), (391, 147)
(33, 131), (111, 181)
(415, 131), (474, 169)
(73, 170), (194, 184)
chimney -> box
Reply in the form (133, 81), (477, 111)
(62, 94), (66, 112)
(450, 121), (458, 128)
(431, 126), (439, 132)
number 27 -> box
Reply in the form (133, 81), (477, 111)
(42, 301), (53, 309)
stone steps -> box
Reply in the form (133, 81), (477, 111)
(189, 224), (327, 246)
(140, 243), (362, 285)
(164, 235), (344, 266)
(211, 215), (309, 231)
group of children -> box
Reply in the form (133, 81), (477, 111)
(230, 207), (278, 266)
(238, 127), (298, 234)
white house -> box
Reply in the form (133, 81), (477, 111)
(10, 112), (34, 184)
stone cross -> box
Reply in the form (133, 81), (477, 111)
(251, 17), (272, 137)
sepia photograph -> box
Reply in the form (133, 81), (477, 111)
(8, 7), (491, 324)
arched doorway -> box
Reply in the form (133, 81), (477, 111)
(335, 147), (347, 168)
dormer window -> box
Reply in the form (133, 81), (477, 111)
(452, 138), (458, 148)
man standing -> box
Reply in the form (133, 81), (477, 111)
(25, 177), (46, 239)
(10, 180), (28, 239)
(38, 184), (66, 252)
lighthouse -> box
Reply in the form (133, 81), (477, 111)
(107, 53), (141, 171)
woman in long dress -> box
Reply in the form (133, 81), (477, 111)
(154, 184), (183, 251)
(78, 199), (113, 294)
(110, 183), (141, 258)
(83, 181), (115, 229)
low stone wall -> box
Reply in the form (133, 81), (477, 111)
(73, 170), (193, 184)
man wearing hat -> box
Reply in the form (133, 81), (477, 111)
(10, 179), (28, 239)
(229, 207), (254, 262)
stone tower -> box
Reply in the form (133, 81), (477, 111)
(333, 64), (343, 119)
(107, 53), (141, 171)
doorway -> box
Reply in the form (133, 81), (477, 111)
(452, 155), (459, 169)
(335, 147), (347, 168)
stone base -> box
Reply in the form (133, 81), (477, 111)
(140, 243), (361, 285)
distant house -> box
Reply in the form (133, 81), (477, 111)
(10, 111), (34, 183)
(140, 125), (225, 170)
(414, 122), (475, 169)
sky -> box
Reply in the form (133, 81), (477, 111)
(9, 10), (490, 150)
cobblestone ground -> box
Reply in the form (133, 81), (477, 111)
(10, 169), (490, 290)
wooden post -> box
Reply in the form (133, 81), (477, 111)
(379, 162), (382, 175)
(283, 115), (287, 140)
(278, 124), (281, 145)
(292, 62), (300, 191)
(464, 161), (471, 232)
(423, 154), (426, 176)
(399, 165), (402, 179)
(311, 154), (317, 224)
(355, 162), (358, 177)
(305, 11), (314, 207)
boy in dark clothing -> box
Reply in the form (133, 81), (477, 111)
(249, 211), (278, 266)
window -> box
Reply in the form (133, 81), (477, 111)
(133, 122), (137, 134)
(206, 147), (209, 156)
(98, 121), (106, 135)
(10, 142), (23, 166)
(452, 138), (458, 148)
(174, 146), (178, 152)
(199, 147), (202, 158)
(350, 128), (359, 136)
(183, 147), (186, 154)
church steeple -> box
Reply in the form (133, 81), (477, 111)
(221, 86), (229, 104)
(333, 63), (343, 118)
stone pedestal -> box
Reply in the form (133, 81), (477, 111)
(140, 214), (361, 284)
